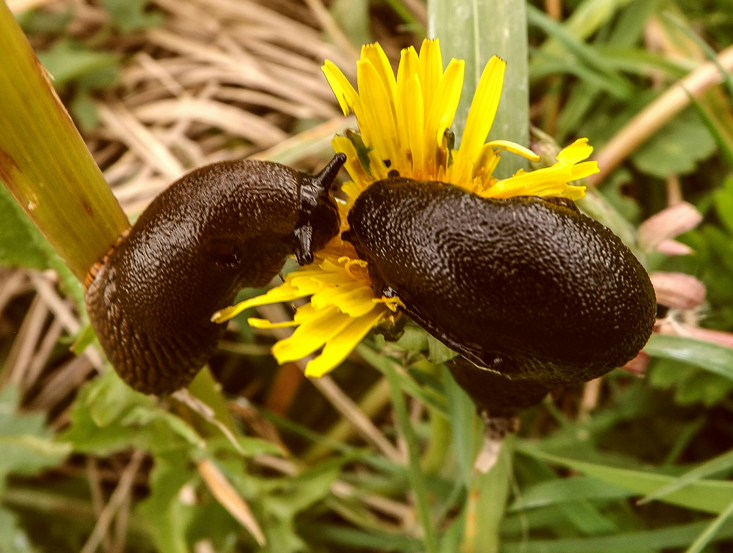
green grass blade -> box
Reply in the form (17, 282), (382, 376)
(429, 0), (529, 177)
(684, 88), (733, 169)
(383, 359), (439, 553)
(516, 444), (733, 514)
(527, 4), (634, 98)
(501, 519), (733, 553)
(509, 475), (632, 511)
(662, 12), (733, 99)
(0, 1), (128, 281)
(644, 334), (733, 381)
(639, 448), (733, 505)
(684, 500), (733, 553)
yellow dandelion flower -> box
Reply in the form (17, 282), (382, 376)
(212, 38), (599, 378)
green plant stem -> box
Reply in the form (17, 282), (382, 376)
(383, 361), (438, 553)
(0, 1), (128, 282)
(420, 362), (452, 475)
(428, 0), (529, 178)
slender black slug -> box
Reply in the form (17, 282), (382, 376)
(343, 177), (656, 416)
(85, 154), (346, 395)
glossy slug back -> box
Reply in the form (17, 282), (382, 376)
(85, 155), (345, 395)
(344, 177), (656, 394)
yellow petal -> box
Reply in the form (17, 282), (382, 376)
(357, 59), (399, 164)
(396, 46), (420, 172)
(211, 283), (307, 323)
(304, 307), (387, 377)
(418, 39), (443, 125)
(247, 318), (298, 329)
(361, 43), (397, 110)
(322, 60), (360, 117)
(452, 56), (506, 184)
(429, 59), (464, 148)
(405, 74), (425, 175)
(486, 140), (540, 161)
(557, 138), (593, 163)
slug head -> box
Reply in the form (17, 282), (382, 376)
(293, 153), (345, 265)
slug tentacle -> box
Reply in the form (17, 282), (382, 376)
(85, 155), (344, 395)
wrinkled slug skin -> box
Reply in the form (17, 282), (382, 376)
(85, 156), (344, 395)
(345, 178), (656, 389)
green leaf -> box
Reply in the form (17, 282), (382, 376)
(0, 185), (49, 270)
(686, 91), (733, 170)
(527, 5), (634, 99)
(101, 0), (162, 32)
(714, 178), (733, 235)
(37, 39), (118, 88)
(0, 386), (70, 477)
(61, 371), (200, 457)
(501, 519), (733, 553)
(516, 445), (733, 514)
(0, 508), (39, 553)
(644, 334), (733, 382)
(685, 500), (733, 553)
(649, 359), (733, 406)
(640, 448), (733, 505)
(136, 460), (194, 553)
(631, 108), (717, 177)
(358, 345), (449, 417)
(509, 475), (632, 511)
(463, 436), (514, 553)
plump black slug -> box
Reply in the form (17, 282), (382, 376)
(85, 154), (346, 395)
(343, 177), (656, 417)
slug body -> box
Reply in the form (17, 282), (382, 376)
(344, 177), (656, 415)
(85, 154), (345, 395)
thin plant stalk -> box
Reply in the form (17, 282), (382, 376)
(0, 0), (128, 282)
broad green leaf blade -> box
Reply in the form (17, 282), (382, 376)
(0, 185), (48, 270)
(630, 108), (717, 177)
(0, 2), (128, 281)
(0, 386), (71, 477)
(429, 0), (529, 177)
(501, 519), (733, 553)
(463, 436), (514, 553)
(685, 90), (733, 170)
(509, 475), (632, 511)
(644, 334), (733, 381)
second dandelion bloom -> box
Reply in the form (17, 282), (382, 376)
(212, 38), (600, 377)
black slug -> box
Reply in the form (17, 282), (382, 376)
(343, 177), (656, 417)
(85, 154), (346, 395)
